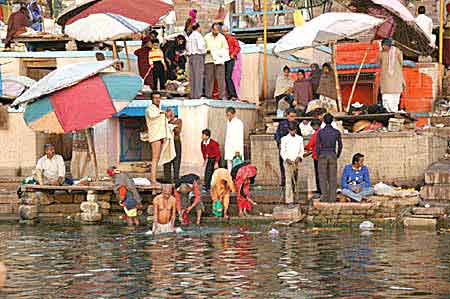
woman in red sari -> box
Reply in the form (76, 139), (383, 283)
(233, 163), (257, 217)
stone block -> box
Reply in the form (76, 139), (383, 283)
(19, 205), (38, 220)
(0, 205), (13, 214)
(420, 185), (450, 201)
(95, 193), (112, 202)
(80, 212), (102, 222)
(73, 194), (86, 203)
(403, 217), (437, 229)
(20, 195), (38, 205)
(0, 195), (18, 204)
(97, 201), (111, 210)
(54, 194), (74, 204)
(424, 161), (450, 184)
(80, 201), (99, 214)
(40, 204), (80, 214)
(273, 205), (302, 220)
(412, 207), (446, 216)
(38, 193), (55, 205)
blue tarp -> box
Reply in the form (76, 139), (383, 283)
(115, 99), (257, 118)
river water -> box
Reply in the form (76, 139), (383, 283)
(0, 224), (449, 298)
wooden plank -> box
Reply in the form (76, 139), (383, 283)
(23, 184), (161, 192)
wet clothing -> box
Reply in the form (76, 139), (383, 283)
(153, 222), (175, 234)
(174, 175), (203, 213)
(113, 173), (142, 206)
(211, 168), (235, 213)
(234, 164), (257, 211)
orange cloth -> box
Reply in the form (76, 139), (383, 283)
(118, 185), (127, 200)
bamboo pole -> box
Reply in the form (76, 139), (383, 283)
(124, 40), (132, 71)
(262, 0), (268, 101)
(112, 41), (118, 60)
(85, 129), (98, 179)
(346, 42), (372, 112)
(331, 42), (343, 112)
(439, 0), (445, 95)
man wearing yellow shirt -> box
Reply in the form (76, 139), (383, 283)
(149, 40), (168, 91)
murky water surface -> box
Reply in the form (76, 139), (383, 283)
(0, 224), (449, 298)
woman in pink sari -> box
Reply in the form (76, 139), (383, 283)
(232, 52), (242, 99)
(233, 163), (257, 217)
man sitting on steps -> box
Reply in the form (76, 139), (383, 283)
(35, 144), (66, 186)
(341, 153), (374, 202)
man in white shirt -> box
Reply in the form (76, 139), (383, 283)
(224, 107), (244, 171)
(35, 144), (66, 185)
(415, 6), (435, 46)
(204, 23), (230, 100)
(280, 122), (304, 205)
(187, 23), (207, 99)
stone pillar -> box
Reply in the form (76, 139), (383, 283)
(80, 191), (102, 223)
(18, 191), (42, 223)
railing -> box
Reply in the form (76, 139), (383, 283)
(230, 10), (296, 33)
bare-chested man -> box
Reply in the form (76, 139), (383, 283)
(0, 262), (6, 289)
(152, 185), (177, 235)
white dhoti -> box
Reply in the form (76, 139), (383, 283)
(382, 93), (401, 113)
(153, 222), (175, 235)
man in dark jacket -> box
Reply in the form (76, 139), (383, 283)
(316, 113), (343, 202)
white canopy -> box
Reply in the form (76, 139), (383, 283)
(273, 12), (384, 56)
(65, 13), (150, 43)
(12, 61), (115, 106)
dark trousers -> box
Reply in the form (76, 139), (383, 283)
(313, 159), (321, 194)
(318, 154), (337, 202)
(277, 144), (285, 186)
(152, 61), (166, 90)
(163, 140), (181, 182)
(204, 158), (216, 190)
(225, 59), (237, 98)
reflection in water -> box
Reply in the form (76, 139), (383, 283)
(0, 224), (449, 298)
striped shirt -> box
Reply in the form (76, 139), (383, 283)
(149, 49), (164, 63)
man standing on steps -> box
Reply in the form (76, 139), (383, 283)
(377, 38), (405, 113)
(187, 23), (206, 99)
(204, 23), (229, 100)
(280, 121), (304, 205)
(225, 107), (244, 172)
(316, 114), (343, 203)
(274, 108), (299, 187)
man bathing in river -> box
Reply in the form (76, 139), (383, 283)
(152, 185), (177, 235)
(0, 262), (5, 290)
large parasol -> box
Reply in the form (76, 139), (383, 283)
(22, 72), (142, 134)
(56, 0), (173, 27)
(273, 12), (384, 55)
(274, 12), (384, 111)
(65, 13), (150, 43)
(335, 0), (433, 56)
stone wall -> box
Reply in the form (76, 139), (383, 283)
(308, 195), (420, 226)
(0, 113), (51, 177)
(18, 191), (156, 224)
(251, 129), (449, 188)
